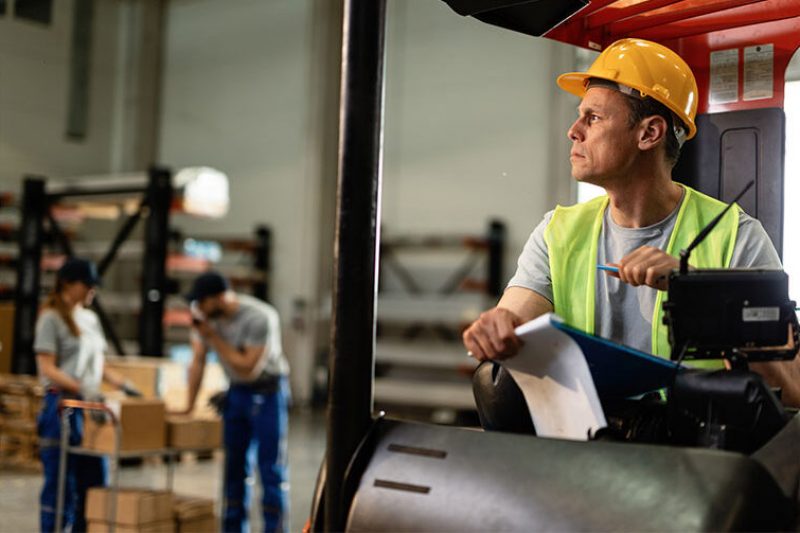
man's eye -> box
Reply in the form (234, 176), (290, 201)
(589, 114), (600, 122)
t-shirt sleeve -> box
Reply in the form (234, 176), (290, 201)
(729, 211), (782, 269)
(242, 316), (269, 349)
(34, 311), (60, 355)
(506, 210), (554, 303)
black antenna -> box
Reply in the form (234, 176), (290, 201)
(679, 180), (754, 274)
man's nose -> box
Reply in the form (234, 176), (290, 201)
(567, 119), (583, 142)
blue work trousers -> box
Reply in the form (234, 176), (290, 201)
(223, 378), (289, 533)
(38, 391), (107, 533)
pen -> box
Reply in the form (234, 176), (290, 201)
(597, 264), (619, 273)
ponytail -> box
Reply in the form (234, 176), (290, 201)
(43, 280), (80, 337)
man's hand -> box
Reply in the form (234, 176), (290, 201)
(607, 246), (679, 291)
(193, 318), (215, 339)
(462, 307), (524, 362)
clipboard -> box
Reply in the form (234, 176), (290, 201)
(549, 315), (682, 398)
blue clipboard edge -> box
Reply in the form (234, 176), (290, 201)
(548, 315), (684, 371)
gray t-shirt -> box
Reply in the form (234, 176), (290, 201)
(193, 294), (289, 383)
(34, 307), (107, 394)
(508, 192), (782, 353)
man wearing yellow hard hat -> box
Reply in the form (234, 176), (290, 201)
(462, 39), (782, 368)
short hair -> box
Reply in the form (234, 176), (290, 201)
(623, 95), (682, 167)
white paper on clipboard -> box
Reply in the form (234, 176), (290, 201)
(500, 313), (606, 440)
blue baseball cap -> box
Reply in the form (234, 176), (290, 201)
(186, 271), (229, 302)
(57, 258), (100, 287)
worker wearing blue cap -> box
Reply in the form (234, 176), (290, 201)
(179, 271), (290, 533)
(35, 257), (141, 532)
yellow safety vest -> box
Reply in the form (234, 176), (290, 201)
(544, 184), (739, 360)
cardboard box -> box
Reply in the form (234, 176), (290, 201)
(166, 416), (222, 450)
(0, 303), (14, 374)
(102, 357), (162, 398)
(82, 399), (166, 453)
(173, 495), (214, 520)
(86, 488), (174, 526)
(173, 495), (216, 533)
(88, 519), (175, 533)
(176, 515), (216, 533)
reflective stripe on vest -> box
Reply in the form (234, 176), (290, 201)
(544, 184), (739, 360)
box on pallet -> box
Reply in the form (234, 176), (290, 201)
(173, 495), (216, 533)
(82, 399), (166, 453)
(102, 357), (162, 398)
(87, 519), (175, 533)
(166, 416), (222, 450)
(86, 488), (174, 527)
(0, 373), (44, 470)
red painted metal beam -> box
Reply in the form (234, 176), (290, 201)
(587, 0), (685, 30)
(633, 0), (800, 42)
(607, 0), (765, 35)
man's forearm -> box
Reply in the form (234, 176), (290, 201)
(185, 360), (205, 412)
(206, 334), (258, 377)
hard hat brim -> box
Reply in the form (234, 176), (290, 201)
(556, 71), (697, 140)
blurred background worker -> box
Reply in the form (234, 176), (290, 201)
(34, 258), (141, 532)
(178, 271), (290, 533)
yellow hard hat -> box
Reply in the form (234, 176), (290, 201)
(557, 38), (699, 140)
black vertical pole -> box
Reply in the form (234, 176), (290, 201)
(139, 167), (172, 356)
(487, 219), (506, 298)
(325, 0), (386, 530)
(13, 178), (46, 375)
(253, 225), (271, 302)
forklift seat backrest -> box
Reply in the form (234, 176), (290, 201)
(472, 361), (535, 435)
(674, 108), (785, 257)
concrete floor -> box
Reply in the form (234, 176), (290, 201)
(0, 406), (326, 532)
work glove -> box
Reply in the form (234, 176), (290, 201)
(208, 390), (228, 416)
(121, 380), (143, 398)
(83, 392), (109, 425)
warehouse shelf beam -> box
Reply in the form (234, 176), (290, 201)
(12, 167), (176, 373)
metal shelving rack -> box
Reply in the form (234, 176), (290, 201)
(373, 220), (506, 416)
(12, 168), (173, 375)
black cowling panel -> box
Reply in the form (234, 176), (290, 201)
(441, 0), (588, 37)
(346, 418), (794, 531)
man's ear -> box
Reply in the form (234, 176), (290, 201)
(638, 115), (668, 152)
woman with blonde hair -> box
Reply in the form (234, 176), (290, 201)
(34, 257), (140, 532)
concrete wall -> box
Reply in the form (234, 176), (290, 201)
(383, 1), (576, 283)
(0, 0), (121, 189)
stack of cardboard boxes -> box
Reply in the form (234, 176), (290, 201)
(80, 398), (223, 453)
(0, 373), (43, 470)
(86, 489), (175, 532)
(86, 489), (217, 533)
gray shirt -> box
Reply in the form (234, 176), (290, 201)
(508, 193), (782, 353)
(34, 307), (107, 394)
(193, 294), (289, 383)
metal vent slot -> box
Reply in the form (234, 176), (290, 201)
(387, 443), (447, 459)
(374, 479), (431, 494)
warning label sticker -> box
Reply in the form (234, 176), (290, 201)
(710, 48), (739, 105)
(744, 44), (774, 101)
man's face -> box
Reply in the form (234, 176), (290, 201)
(198, 293), (226, 319)
(566, 87), (639, 186)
